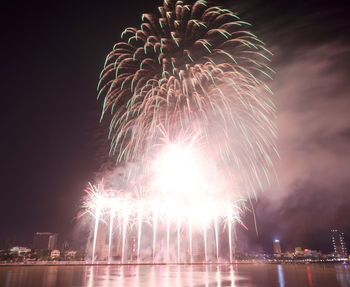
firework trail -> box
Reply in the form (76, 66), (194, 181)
(97, 0), (277, 195)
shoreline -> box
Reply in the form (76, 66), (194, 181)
(1, 259), (348, 267)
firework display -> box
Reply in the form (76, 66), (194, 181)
(83, 180), (244, 263)
(84, 0), (277, 263)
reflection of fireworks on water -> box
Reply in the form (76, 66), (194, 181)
(84, 0), (277, 263)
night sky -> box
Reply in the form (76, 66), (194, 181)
(2, 0), (350, 253)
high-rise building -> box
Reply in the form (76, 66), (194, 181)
(128, 236), (137, 260)
(273, 239), (282, 255)
(94, 223), (108, 261)
(331, 229), (347, 255)
(33, 232), (58, 250)
(192, 234), (204, 261)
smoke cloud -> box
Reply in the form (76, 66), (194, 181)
(249, 43), (350, 252)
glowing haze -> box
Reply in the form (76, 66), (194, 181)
(82, 0), (277, 263)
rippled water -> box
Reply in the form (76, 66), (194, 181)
(0, 263), (349, 287)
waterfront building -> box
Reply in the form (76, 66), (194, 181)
(94, 223), (109, 261)
(192, 234), (204, 261)
(330, 229), (347, 256)
(65, 250), (77, 258)
(9, 246), (31, 254)
(273, 239), (282, 256)
(128, 236), (137, 260)
(50, 249), (60, 259)
(33, 232), (58, 250)
(294, 248), (322, 259)
(294, 247), (302, 253)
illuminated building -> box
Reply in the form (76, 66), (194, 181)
(294, 247), (322, 258)
(33, 232), (58, 250)
(94, 223), (108, 261)
(273, 239), (282, 256)
(10, 246), (31, 254)
(128, 236), (137, 260)
(50, 249), (61, 259)
(294, 246), (302, 253)
(192, 234), (204, 261)
(331, 229), (347, 256)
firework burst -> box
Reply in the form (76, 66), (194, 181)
(97, 0), (277, 194)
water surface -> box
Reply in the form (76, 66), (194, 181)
(1, 263), (349, 287)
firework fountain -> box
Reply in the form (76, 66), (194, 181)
(83, 0), (277, 264)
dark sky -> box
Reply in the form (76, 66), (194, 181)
(1, 0), (350, 252)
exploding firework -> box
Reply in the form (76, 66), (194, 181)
(97, 0), (277, 193)
(84, 0), (278, 263)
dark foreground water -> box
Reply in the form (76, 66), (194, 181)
(0, 263), (349, 287)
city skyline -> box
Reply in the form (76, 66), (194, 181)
(3, 227), (348, 258)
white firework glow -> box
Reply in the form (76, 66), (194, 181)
(83, 141), (246, 264)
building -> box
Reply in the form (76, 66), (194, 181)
(192, 234), (204, 262)
(294, 247), (322, 259)
(294, 246), (302, 253)
(93, 223), (108, 261)
(50, 249), (60, 259)
(33, 232), (58, 250)
(65, 250), (77, 259)
(10, 246), (31, 254)
(127, 236), (137, 261)
(331, 229), (347, 256)
(273, 239), (282, 256)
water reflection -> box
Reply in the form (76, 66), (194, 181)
(83, 265), (237, 287)
(335, 264), (350, 287)
(0, 263), (349, 287)
(306, 266), (313, 286)
(277, 265), (285, 287)
(42, 267), (58, 287)
(344, 265), (350, 283)
(5, 270), (12, 287)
